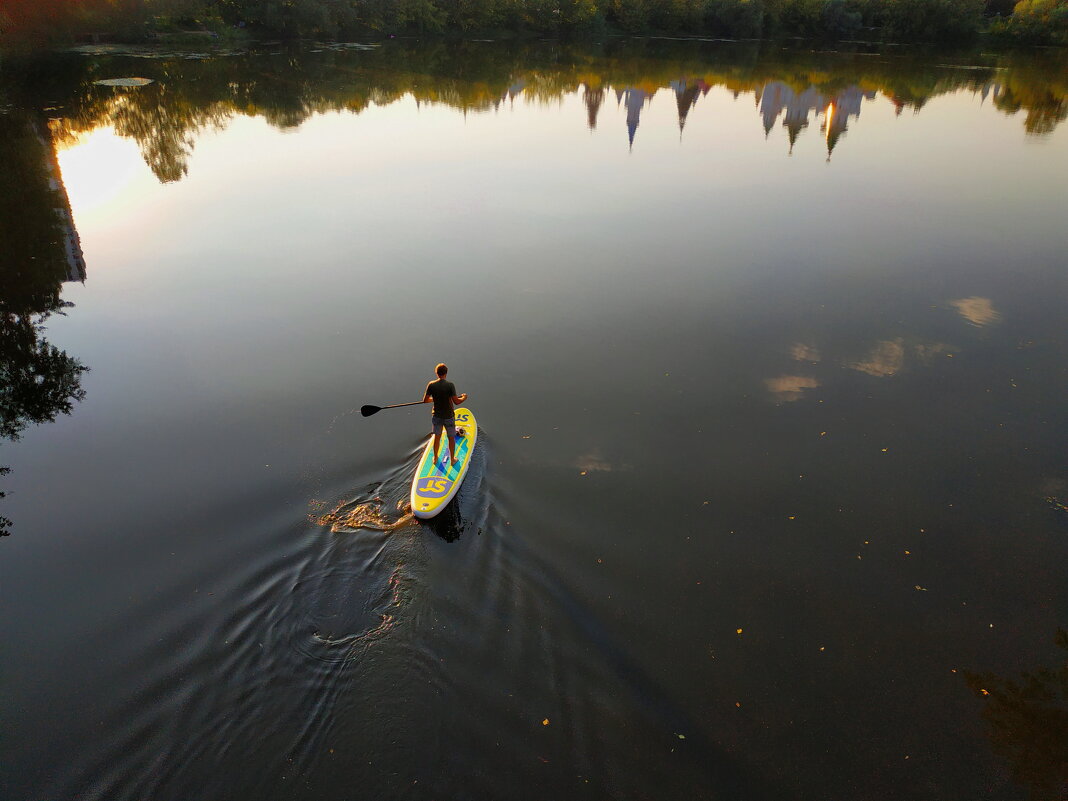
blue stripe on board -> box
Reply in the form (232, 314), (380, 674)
(419, 433), (472, 482)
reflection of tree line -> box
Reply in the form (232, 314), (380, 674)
(0, 109), (90, 534)
(12, 40), (1065, 181)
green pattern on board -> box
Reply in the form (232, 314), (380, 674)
(417, 432), (470, 483)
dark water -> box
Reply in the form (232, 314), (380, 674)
(1, 38), (1067, 800)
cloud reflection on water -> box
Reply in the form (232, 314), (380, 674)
(951, 296), (1001, 327)
(847, 339), (906, 378)
(765, 375), (820, 402)
(791, 343), (821, 363)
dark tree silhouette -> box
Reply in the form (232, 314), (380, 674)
(0, 109), (90, 535)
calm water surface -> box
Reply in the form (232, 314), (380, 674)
(1, 39), (1067, 800)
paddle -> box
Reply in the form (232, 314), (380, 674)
(360, 400), (425, 417)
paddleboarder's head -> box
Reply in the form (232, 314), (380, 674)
(436, 363), (448, 377)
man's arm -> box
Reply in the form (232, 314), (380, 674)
(423, 383), (433, 403)
(452, 392), (468, 404)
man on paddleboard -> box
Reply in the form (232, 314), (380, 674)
(423, 363), (467, 466)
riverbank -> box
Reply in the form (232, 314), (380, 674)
(1, 0), (1065, 56)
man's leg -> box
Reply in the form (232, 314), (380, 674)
(432, 421), (443, 463)
(448, 428), (458, 465)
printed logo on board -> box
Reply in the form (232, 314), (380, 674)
(416, 477), (454, 498)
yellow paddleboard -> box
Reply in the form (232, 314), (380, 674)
(411, 407), (477, 519)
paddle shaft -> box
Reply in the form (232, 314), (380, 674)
(361, 400), (425, 417)
(379, 401), (424, 411)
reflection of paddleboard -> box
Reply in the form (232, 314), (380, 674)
(411, 407), (477, 520)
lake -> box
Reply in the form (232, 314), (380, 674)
(1, 37), (1066, 800)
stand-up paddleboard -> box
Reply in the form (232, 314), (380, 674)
(411, 407), (477, 519)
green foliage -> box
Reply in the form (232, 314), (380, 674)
(395, 0), (448, 32)
(560, 0), (605, 29)
(819, 0), (863, 37)
(447, 0), (503, 32)
(0, 0), (1062, 58)
(775, 0), (823, 35)
(769, 0), (863, 37)
(992, 0), (1068, 43)
(647, 0), (705, 31)
(879, 0), (984, 40)
(604, 0), (651, 32)
(984, 0), (1017, 16)
(705, 0), (766, 37)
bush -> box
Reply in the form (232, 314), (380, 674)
(820, 0), (863, 36)
(879, 0), (984, 40)
(996, 0), (1068, 43)
(776, 0), (824, 34)
(646, 0), (705, 30)
(605, 0), (651, 31)
(705, 0), (766, 36)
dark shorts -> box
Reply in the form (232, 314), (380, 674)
(432, 416), (456, 435)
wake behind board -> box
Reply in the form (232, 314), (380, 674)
(411, 407), (477, 519)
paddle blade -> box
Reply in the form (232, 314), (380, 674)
(360, 405), (381, 417)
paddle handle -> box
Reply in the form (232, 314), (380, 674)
(381, 401), (425, 410)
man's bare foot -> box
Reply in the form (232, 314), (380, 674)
(451, 458), (459, 466)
